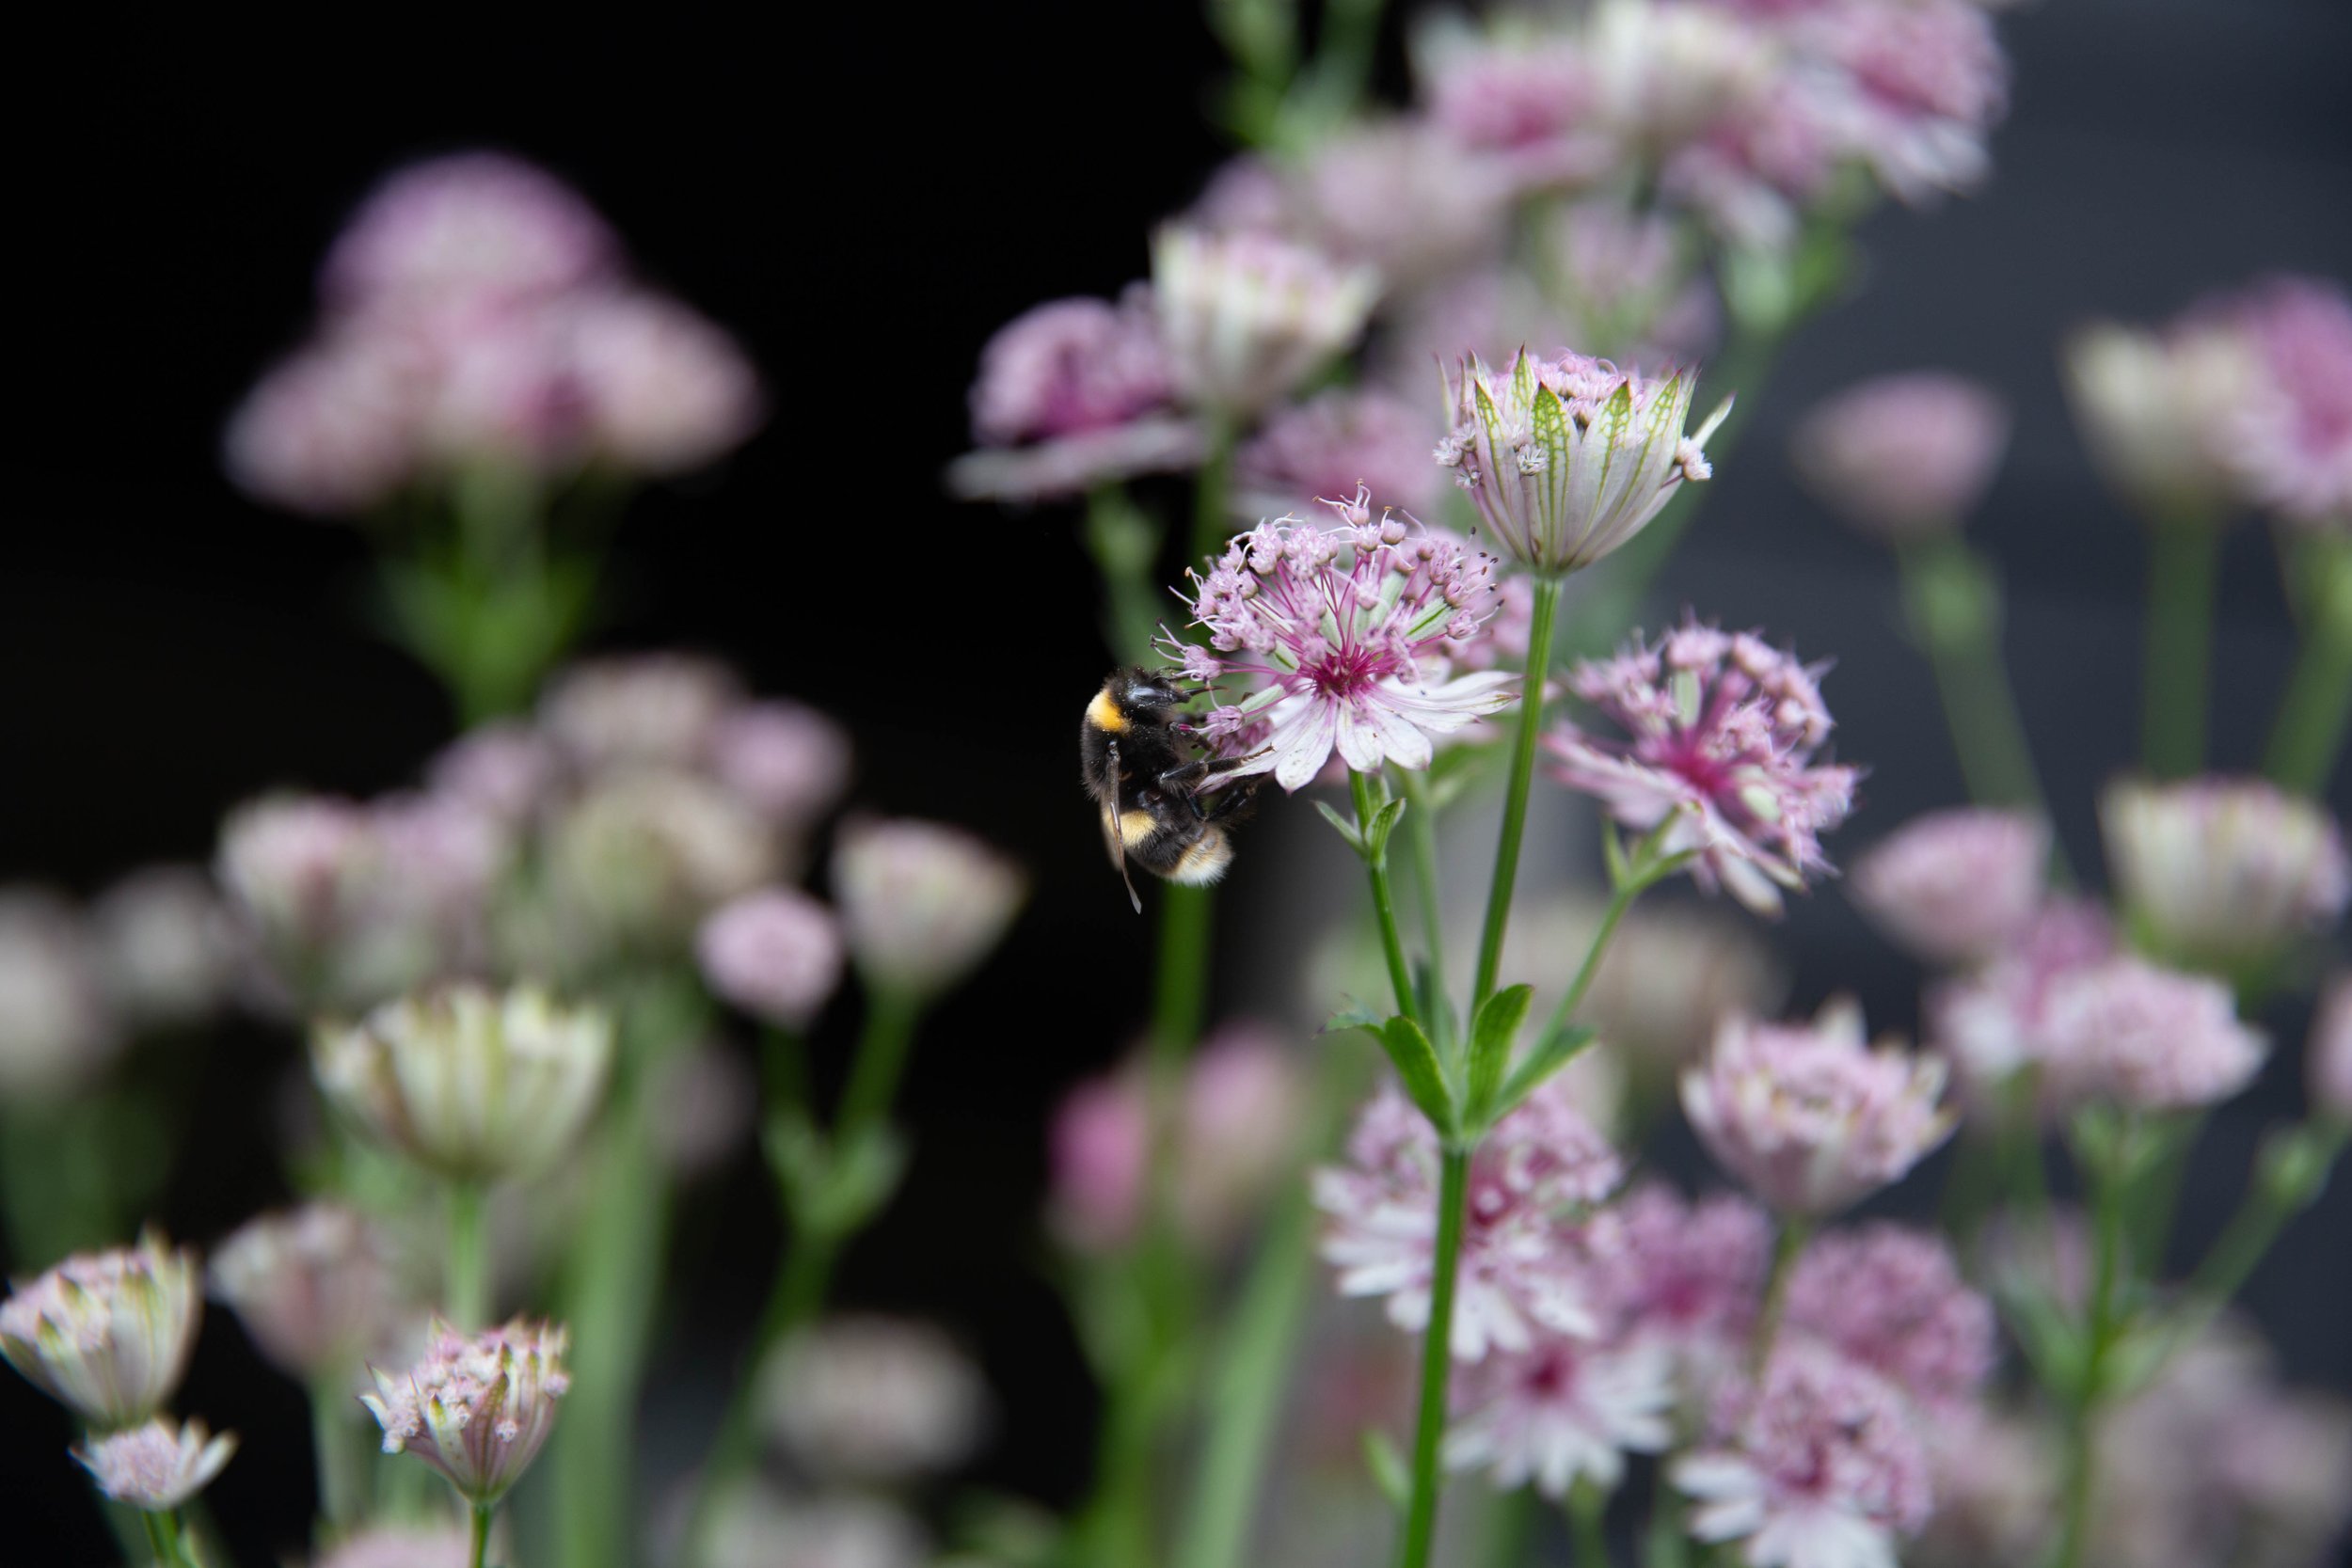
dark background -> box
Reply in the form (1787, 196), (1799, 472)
(7, 3), (2351, 1561)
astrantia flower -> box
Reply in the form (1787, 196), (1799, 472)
(540, 653), (742, 773)
(2230, 275), (2352, 530)
(74, 1418), (236, 1512)
(1316, 1080), (1624, 1360)
(1848, 808), (2048, 968)
(1444, 1331), (1675, 1497)
(1438, 349), (1727, 578)
(313, 1526), (475, 1568)
(1293, 123), (1513, 288)
(2037, 956), (2265, 1112)
(1926, 896), (2114, 1105)
(89, 866), (234, 1033)
(1785, 1224), (1994, 1412)
(363, 1317), (569, 1505)
(707, 701), (853, 829)
(832, 818), (1025, 1000)
(1178, 502), (1517, 791)
(1788, 0), (2010, 204)
(312, 983), (612, 1182)
(0, 889), (119, 1101)
(1550, 200), (1724, 366)
(1789, 372), (2010, 539)
(1234, 389), (1444, 520)
(208, 1203), (403, 1386)
(0, 1230), (200, 1427)
(695, 888), (845, 1031)
(1911, 1408), (2055, 1568)
(1152, 227), (1378, 418)
(2063, 314), (2257, 523)
(758, 1316), (991, 1481)
(2310, 974), (2352, 1122)
(564, 288), (765, 475)
(1585, 0), (1774, 156)
(1423, 34), (1613, 192)
(1545, 616), (1859, 915)
(1681, 1002), (1954, 1216)
(1598, 1183), (1771, 1373)
(221, 329), (424, 516)
(2101, 776), (2349, 974)
(319, 152), (617, 310)
(1673, 1344), (1932, 1568)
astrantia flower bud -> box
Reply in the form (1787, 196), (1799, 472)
(0, 1230), (200, 1428)
(74, 1418), (236, 1511)
(831, 818), (1025, 1000)
(758, 1316), (991, 1481)
(1439, 349), (1728, 578)
(2311, 975), (2352, 1122)
(2037, 957), (2265, 1113)
(1178, 500), (1518, 790)
(1849, 808), (2048, 969)
(362, 1317), (569, 1505)
(1152, 227), (1378, 418)
(1545, 617), (1859, 916)
(1681, 1002), (1955, 1216)
(696, 889), (845, 1031)
(1790, 372), (2010, 540)
(2101, 776), (2349, 974)
(1673, 1344), (1932, 1568)
(1317, 1080), (1625, 1360)
(208, 1203), (403, 1386)
(312, 984), (612, 1182)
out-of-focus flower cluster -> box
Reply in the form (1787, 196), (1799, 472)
(227, 152), (763, 517)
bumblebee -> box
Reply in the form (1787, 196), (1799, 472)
(1081, 667), (1264, 911)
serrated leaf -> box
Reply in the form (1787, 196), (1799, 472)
(1375, 1014), (1455, 1134)
(1465, 984), (1534, 1128)
(1492, 1024), (1596, 1120)
(1313, 800), (1366, 857)
(1362, 796), (1406, 864)
(1362, 1429), (1409, 1512)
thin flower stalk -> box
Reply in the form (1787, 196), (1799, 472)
(2265, 534), (2352, 795)
(1897, 535), (2053, 816)
(1472, 575), (1565, 1006)
(1748, 1218), (1814, 1377)
(2051, 1117), (2138, 1568)
(1398, 1144), (1472, 1568)
(2143, 517), (2224, 779)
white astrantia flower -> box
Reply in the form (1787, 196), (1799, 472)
(1152, 227), (1379, 418)
(1443, 1333), (1676, 1497)
(363, 1317), (569, 1505)
(2101, 775), (2349, 974)
(74, 1418), (237, 1512)
(0, 1230), (201, 1429)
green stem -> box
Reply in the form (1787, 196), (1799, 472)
(1471, 575), (1565, 1007)
(835, 987), (923, 1146)
(1191, 421), (1235, 567)
(2265, 535), (2352, 795)
(2051, 1130), (2132, 1568)
(2141, 518), (2222, 779)
(310, 1380), (363, 1533)
(2166, 1122), (2344, 1359)
(1569, 1479), (1612, 1567)
(445, 1180), (488, 1329)
(1086, 484), (1168, 664)
(1397, 770), (1450, 1021)
(1897, 538), (2051, 815)
(470, 1501), (493, 1568)
(142, 1509), (180, 1567)
(1750, 1216), (1813, 1375)
(1354, 771), (1420, 1022)
(1539, 854), (1646, 1046)
(1397, 1148), (1471, 1568)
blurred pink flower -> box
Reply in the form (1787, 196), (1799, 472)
(1233, 389), (1445, 521)
(209, 1203), (404, 1386)
(2102, 775), (2349, 974)
(2310, 974), (2352, 1121)
(428, 723), (558, 825)
(1547, 616), (1858, 915)
(1600, 1183), (1770, 1369)
(2063, 312), (2258, 523)
(320, 151), (617, 310)
(313, 1527), (474, 1568)
(1424, 36), (1613, 191)
(0, 889), (119, 1100)
(1785, 1224), (1994, 1412)
(757, 1315), (990, 1481)
(967, 289), (1176, 448)
(222, 327), (428, 515)
(90, 866), (235, 1032)
(708, 701), (853, 828)
(1790, 0), (2009, 203)
(1926, 896), (2114, 1106)
(1444, 1331), (1676, 1497)
(1790, 372), (2010, 538)
(2230, 275), (2352, 529)
(1848, 808), (2047, 968)
(74, 1418), (236, 1512)
(1317, 1080), (1624, 1360)
(2036, 956), (2265, 1112)
(1681, 1001), (1954, 1216)
(832, 817), (1025, 999)
(695, 889), (845, 1031)
(541, 653), (742, 773)
(565, 289), (764, 474)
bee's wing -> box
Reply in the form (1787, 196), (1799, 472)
(1100, 739), (1144, 914)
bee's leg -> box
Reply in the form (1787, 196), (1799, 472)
(1156, 746), (1271, 794)
(1200, 776), (1263, 824)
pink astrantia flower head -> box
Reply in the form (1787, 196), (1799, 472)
(1152, 227), (1378, 418)
(1785, 1224), (1995, 1413)
(1316, 1079), (1624, 1361)
(320, 152), (617, 311)
(2230, 275), (2352, 531)
(564, 289), (764, 476)
(1674, 1343), (1933, 1568)
(1444, 1331), (1676, 1497)
(1926, 896), (2115, 1107)
(1789, 372), (2010, 540)
(2101, 776), (2350, 975)
(1848, 808), (2048, 969)
(707, 701), (853, 829)
(832, 818), (1026, 1000)
(540, 653), (742, 774)
(1682, 1001), (1955, 1217)
(208, 1203), (403, 1386)
(75, 1418), (237, 1512)
(1176, 499), (1518, 791)
(1545, 616), (1860, 915)
(221, 328), (428, 516)
(695, 889), (846, 1032)
(1234, 389), (1445, 521)
(968, 289), (1176, 448)
(757, 1315), (991, 1482)
(2037, 956), (2266, 1113)
(1789, 0), (2010, 205)
(363, 1317), (569, 1505)
(1423, 35), (1613, 193)
(1438, 349), (1728, 578)
(2311, 974), (2352, 1122)
(0, 1230), (200, 1429)
(1600, 1183), (1772, 1368)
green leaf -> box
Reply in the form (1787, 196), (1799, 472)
(1313, 800), (1365, 857)
(1362, 1429), (1409, 1513)
(1374, 1014), (1455, 1134)
(1465, 984), (1534, 1128)
(1999, 1280), (2084, 1393)
(1492, 1024), (1597, 1121)
(1361, 796), (1406, 864)
(1324, 1001), (1383, 1036)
